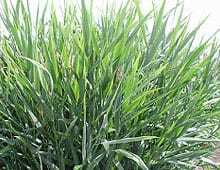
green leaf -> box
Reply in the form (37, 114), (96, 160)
(115, 149), (149, 170)
(177, 137), (220, 143)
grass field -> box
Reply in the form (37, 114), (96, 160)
(1, 0), (220, 169)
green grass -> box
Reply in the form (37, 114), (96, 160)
(0, 0), (220, 169)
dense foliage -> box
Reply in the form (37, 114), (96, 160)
(1, 0), (220, 169)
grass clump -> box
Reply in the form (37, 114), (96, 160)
(0, 0), (220, 169)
